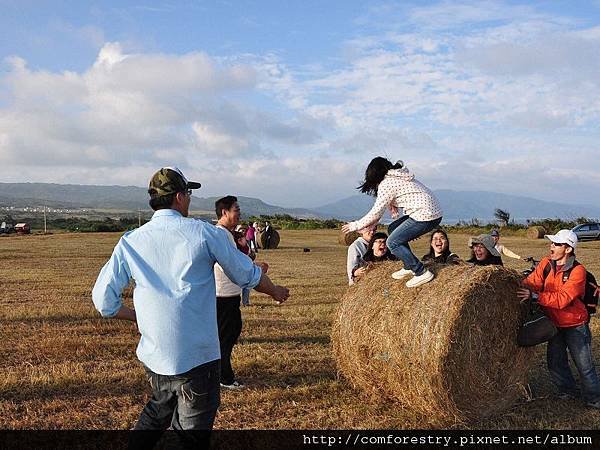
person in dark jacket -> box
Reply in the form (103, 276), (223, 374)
(466, 234), (503, 266)
(422, 228), (460, 265)
(363, 232), (397, 263)
(352, 232), (396, 282)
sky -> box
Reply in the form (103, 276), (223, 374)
(1, 0), (600, 208)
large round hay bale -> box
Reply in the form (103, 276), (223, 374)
(527, 226), (546, 239)
(258, 230), (280, 249)
(338, 230), (360, 246)
(332, 262), (534, 426)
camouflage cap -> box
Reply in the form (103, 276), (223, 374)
(148, 167), (201, 197)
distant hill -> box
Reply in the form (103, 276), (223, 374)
(0, 183), (319, 219)
(0, 183), (149, 210)
(312, 190), (600, 223)
(1, 182), (598, 223)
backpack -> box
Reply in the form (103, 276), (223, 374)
(542, 261), (599, 316)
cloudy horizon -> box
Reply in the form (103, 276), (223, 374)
(1, 1), (599, 208)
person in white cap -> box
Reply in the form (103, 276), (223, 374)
(517, 229), (600, 409)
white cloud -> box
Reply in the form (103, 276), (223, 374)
(0, 43), (273, 169)
(192, 122), (252, 157)
(1, 2), (600, 208)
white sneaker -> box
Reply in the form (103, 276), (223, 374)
(406, 270), (434, 288)
(220, 380), (245, 390)
(391, 268), (414, 280)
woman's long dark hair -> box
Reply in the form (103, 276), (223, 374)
(357, 157), (403, 196)
(426, 228), (452, 259)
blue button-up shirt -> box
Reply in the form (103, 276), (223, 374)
(92, 209), (262, 375)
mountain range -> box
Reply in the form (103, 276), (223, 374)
(0, 182), (599, 223)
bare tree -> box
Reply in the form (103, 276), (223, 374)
(494, 208), (510, 227)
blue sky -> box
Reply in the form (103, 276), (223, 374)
(1, 1), (600, 208)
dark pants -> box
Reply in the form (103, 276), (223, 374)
(547, 323), (600, 403)
(131, 359), (220, 449)
(217, 295), (243, 385)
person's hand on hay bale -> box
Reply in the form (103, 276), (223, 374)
(516, 287), (532, 302)
(352, 266), (368, 281)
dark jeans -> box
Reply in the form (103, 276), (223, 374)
(217, 295), (243, 384)
(547, 323), (600, 403)
(131, 359), (220, 449)
(387, 216), (442, 276)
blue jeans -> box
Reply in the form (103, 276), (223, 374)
(387, 216), (442, 276)
(547, 324), (600, 403)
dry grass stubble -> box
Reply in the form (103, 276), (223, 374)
(1, 230), (599, 429)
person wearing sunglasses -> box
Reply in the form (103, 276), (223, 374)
(517, 229), (600, 410)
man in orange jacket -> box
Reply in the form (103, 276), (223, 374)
(517, 229), (600, 409)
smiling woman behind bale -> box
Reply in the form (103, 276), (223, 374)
(332, 262), (534, 427)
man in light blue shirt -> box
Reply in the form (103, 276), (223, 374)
(92, 167), (289, 441)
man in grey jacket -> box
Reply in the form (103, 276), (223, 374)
(346, 225), (376, 284)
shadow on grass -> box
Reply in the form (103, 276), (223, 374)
(1, 315), (100, 325)
(238, 369), (338, 390)
(241, 334), (330, 345)
(1, 377), (146, 404)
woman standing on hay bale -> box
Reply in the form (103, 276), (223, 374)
(341, 157), (443, 288)
(422, 228), (460, 265)
(467, 234), (503, 266)
(352, 232), (396, 282)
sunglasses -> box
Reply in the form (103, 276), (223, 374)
(551, 242), (566, 247)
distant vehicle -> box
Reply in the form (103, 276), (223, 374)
(15, 223), (31, 235)
(0, 222), (13, 234)
(572, 223), (600, 241)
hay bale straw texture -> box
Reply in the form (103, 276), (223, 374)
(338, 230), (360, 246)
(258, 229), (280, 249)
(527, 226), (546, 239)
(332, 262), (534, 426)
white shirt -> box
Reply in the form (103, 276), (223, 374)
(214, 224), (245, 297)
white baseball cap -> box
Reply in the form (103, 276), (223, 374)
(545, 229), (578, 248)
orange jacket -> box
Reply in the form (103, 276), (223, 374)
(523, 256), (588, 328)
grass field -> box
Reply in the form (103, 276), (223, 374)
(1, 229), (600, 430)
